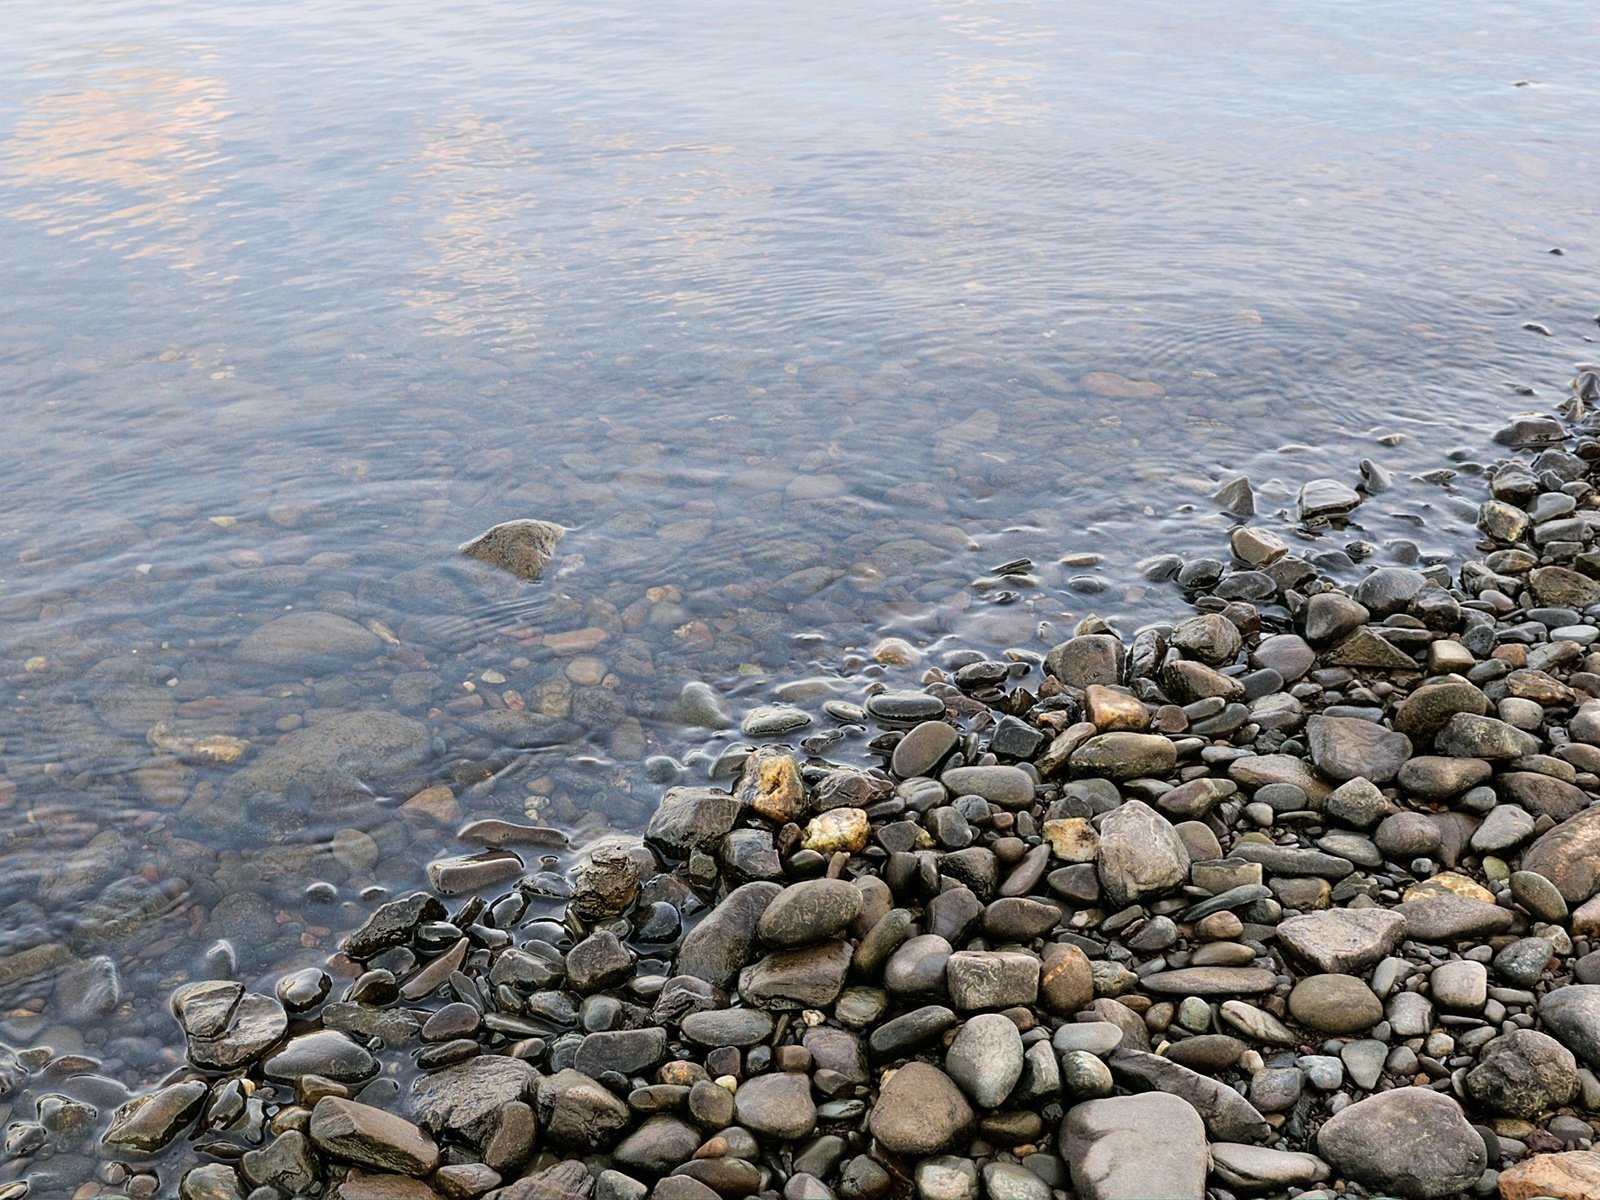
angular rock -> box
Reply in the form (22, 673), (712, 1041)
(309, 1097), (439, 1177)
(1059, 1093), (1206, 1200)
(944, 1013), (1024, 1108)
(459, 518), (565, 581)
(1498, 1150), (1600, 1200)
(410, 1056), (540, 1146)
(537, 1069), (632, 1151)
(1464, 1029), (1577, 1117)
(1306, 715), (1412, 784)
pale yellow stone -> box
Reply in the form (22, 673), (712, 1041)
(564, 656), (606, 686)
(802, 808), (870, 853)
(147, 722), (249, 765)
(871, 637), (920, 666)
(1043, 818), (1100, 863)
(364, 618), (400, 645)
(1403, 871), (1494, 904)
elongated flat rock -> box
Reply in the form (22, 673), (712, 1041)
(1139, 967), (1278, 996)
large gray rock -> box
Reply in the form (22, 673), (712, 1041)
(235, 611), (383, 670)
(308, 1097), (439, 1177)
(1096, 800), (1190, 907)
(1315, 1089), (1485, 1199)
(675, 881), (781, 986)
(1522, 807), (1600, 904)
(732, 1072), (816, 1140)
(459, 518), (565, 581)
(1209, 1144), (1330, 1192)
(1306, 715), (1412, 784)
(644, 788), (742, 859)
(1275, 908), (1407, 974)
(756, 879), (864, 948)
(944, 1014), (1024, 1108)
(1394, 894), (1513, 941)
(1539, 985), (1600, 1070)
(1435, 712), (1539, 760)
(1045, 635), (1124, 689)
(739, 940), (852, 1010)
(537, 1069), (631, 1151)
(1464, 1029), (1578, 1117)
(221, 711), (434, 809)
(1060, 1093), (1207, 1200)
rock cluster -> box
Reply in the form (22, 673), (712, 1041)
(19, 411), (1600, 1199)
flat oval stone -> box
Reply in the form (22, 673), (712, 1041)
(1287, 975), (1383, 1034)
(263, 1031), (377, 1085)
(939, 765), (1035, 809)
(742, 706), (812, 736)
(1139, 968), (1278, 997)
(681, 1009), (775, 1048)
(892, 721), (960, 779)
(867, 692), (947, 723)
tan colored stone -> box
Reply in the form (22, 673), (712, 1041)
(1402, 871), (1495, 905)
(1498, 1150), (1600, 1200)
(738, 750), (806, 823)
(401, 785), (461, 826)
(1044, 818), (1100, 863)
(1084, 685), (1148, 732)
(1040, 942), (1094, 1015)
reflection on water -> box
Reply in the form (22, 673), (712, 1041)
(3, 53), (229, 276)
(0, 0), (1597, 1188)
(405, 106), (546, 343)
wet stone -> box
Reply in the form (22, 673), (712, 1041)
(891, 720), (958, 778)
(742, 705), (813, 736)
(101, 1080), (208, 1155)
(172, 982), (289, 1072)
(263, 1030), (377, 1085)
(309, 1096), (440, 1177)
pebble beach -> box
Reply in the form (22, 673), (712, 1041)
(6, 390), (1600, 1199)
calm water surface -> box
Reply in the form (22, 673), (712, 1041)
(1, 0), (1598, 1141)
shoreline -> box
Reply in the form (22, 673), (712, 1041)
(11, 394), (1600, 1200)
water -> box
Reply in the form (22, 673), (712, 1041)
(0, 0), (1597, 1153)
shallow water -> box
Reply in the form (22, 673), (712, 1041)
(1, 0), (1598, 1125)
